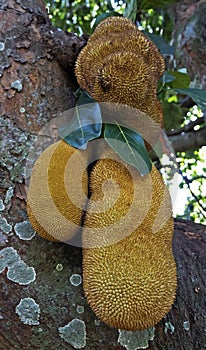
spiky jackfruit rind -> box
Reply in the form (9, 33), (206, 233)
(84, 158), (135, 229)
(90, 16), (136, 40)
(27, 203), (59, 242)
(47, 140), (88, 223)
(83, 156), (177, 331)
(75, 16), (165, 125)
(27, 141), (89, 242)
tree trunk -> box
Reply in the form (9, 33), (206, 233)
(0, 1), (206, 349)
(170, 0), (206, 88)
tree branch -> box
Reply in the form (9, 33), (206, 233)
(167, 117), (205, 136)
(150, 126), (206, 161)
(169, 126), (206, 152)
(186, 175), (206, 183)
(179, 169), (206, 218)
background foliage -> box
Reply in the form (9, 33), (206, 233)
(44, 0), (206, 224)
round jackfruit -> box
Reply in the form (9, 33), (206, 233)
(75, 16), (165, 126)
(82, 144), (177, 330)
(27, 140), (90, 243)
(88, 16), (136, 41)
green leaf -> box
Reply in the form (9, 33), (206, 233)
(92, 12), (120, 30)
(161, 72), (176, 84)
(167, 71), (190, 89)
(124, 0), (138, 22)
(162, 101), (185, 131)
(59, 91), (102, 149)
(138, 0), (175, 9)
(144, 31), (174, 55)
(104, 123), (152, 175)
(77, 90), (96, 105)
(174, 88), (206, 110)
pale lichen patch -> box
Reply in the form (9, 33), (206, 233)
(0, 199), (5, 211)
(0, 232), (8, 247)
(164, 322), (175, 334)
(0, 246), (36, 285)
(0, 42), (5, 51)
(69, 274), (82, 286)
(14, 220), (36, 240)
(16, 298), (40, 326)
(58, 319), (86, 349)
(7, 260), (36, 285)
(0, 117), (36, 187)
(0, 307), (4, 320)
(0, 247), (20, 272)
(183, 321), (190, 331)
(0, 217), (12, 235)
(56, 263), (63, 271)
(11, 79), (23, 92)
(20, 107), (26, 113)
(94, 319), (101, 326)
(118, 327), (155, 350)
(76, 305), (84, 314)
(5, 187), (14, 204)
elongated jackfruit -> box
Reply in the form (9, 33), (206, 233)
(75, 16), (165, 126)
(82, 146), (177, 330)
(27, 140), (89, 242)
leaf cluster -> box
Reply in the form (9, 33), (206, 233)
(59, 91), (152, 175)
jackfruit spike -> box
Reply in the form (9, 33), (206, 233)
(82, 143), (177, 330)
(27, 140), (89, 242)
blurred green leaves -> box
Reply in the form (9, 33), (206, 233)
(166, 71), (191, 89)
(124, 0), (138, 22)
(135, 0), (175, 10)
(163, 102), (186, 131)
(174, 88), (206, 110)
(45, 0), (124, 35)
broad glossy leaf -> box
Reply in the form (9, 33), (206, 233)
(59, 91), (102, 149)
(161, 72), (176, 84)
(167, 71), (190, 89)
(104, 123), (152, 175)
(144, 31), (174, 55)
(174, 88), (206, 110)
(77, 90), (96, 105)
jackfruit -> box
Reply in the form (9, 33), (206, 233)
(82, 143), (177, 330)
(75, 16), (165, 126)
(27, 140), (89, 242)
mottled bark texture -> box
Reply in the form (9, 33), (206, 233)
(171, 0), (206, 88)
(0, 1), (206, 350)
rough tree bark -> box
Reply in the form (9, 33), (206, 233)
(0, 1), (206, 350)
(171, 0), (206, 89)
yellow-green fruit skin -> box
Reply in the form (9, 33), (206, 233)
(27, 140), (89, 242)
(83, 157), (177, 331)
